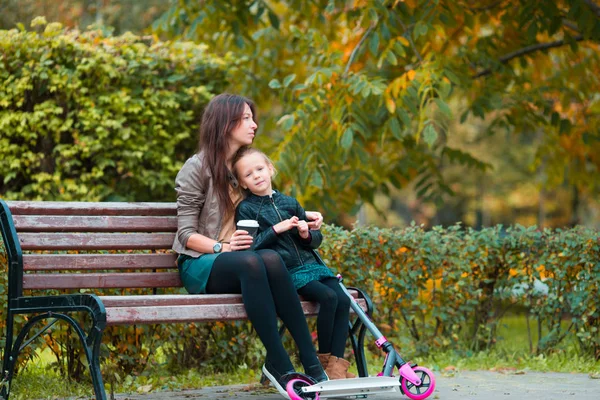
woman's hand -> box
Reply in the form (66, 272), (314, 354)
(227, 229), (254, 251)
(305, 211), (323, 230)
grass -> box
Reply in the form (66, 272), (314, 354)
(9, 314), (600, 399)
(412, 313), (600, 376)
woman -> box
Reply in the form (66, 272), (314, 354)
(172, 93), (327, 398)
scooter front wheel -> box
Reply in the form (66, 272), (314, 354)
(400, 366), (436, 400)
(286, 378), (320, 400)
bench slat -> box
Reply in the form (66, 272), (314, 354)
(99, 290), (362, 307)
(13, 216), (177, 233)
(105, 302), (322, 325)
(100, 294), (244, 307)
(7, 201), (176, 216)
(23, 254), (177, 271)
(23, 272), (182, 290)
(19, 233), (175, 250)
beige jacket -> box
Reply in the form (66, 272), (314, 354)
(172, 151), (239, 257)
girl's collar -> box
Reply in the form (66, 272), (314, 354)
(249, 189), (278, 200)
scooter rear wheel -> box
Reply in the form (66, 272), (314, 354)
(400, 366), (436, 400)
(286, 378), (319, 400)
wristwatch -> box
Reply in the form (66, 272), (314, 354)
(213, 241), (223, 254)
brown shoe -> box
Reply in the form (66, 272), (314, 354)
(317, 353), (330, 370)
(325, 356), (353, 380)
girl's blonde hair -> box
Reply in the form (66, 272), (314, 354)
(232, 146), (277, 179)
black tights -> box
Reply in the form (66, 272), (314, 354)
(206, 249), (317, 373)
(297, 278), (350, 357)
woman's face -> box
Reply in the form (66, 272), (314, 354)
(229, 103), (257, 150)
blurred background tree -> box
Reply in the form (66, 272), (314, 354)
(0, 0), (169, 34)
(1, 0), (599, 229)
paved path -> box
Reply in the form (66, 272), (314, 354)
(109, 370), (600, 400)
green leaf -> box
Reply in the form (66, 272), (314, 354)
(167, 74), (185, 83)
(277, 114), (295, 131)
(444, 69), (461, 85)
(389, 117), (402, 140)
(414, 22), (428, 38)
(310, 170), (323, 188)
(434, 98), (452, 118)
(385, 50), (398, 66)
(268, 10), (280, 29)
(369, 31), (380, 56)
(283, 74), (296, 87)
(268, 79), (282, 89)
(423, 123), (437, 146)
(341, 127), (354, 149)
(397, 108), (411, 127)
(393, 41), (406, 57)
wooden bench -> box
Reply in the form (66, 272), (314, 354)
(0, 200), (372, 400)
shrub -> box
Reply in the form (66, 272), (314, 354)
(0, 18), (230, 202)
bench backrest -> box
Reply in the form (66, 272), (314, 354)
(0, 200), (180, 299)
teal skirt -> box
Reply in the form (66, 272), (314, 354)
(177, 253), (220, 294)
(288, 262), (335, 290)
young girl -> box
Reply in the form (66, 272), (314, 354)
(233, 146), (355, 380)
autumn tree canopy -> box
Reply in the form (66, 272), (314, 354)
(155, 0), (600, 219)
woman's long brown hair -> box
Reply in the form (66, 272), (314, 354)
(198, 93), (257, 219)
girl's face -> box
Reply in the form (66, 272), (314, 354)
(235, 152), (274, 196)
(228, 103), (257, 150)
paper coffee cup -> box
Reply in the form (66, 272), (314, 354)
(236, 220), (259, 238)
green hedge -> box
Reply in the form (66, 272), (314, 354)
(321, 224), (599, 358)
(1, 225), (598, 383)
(0, 18), (229, 201)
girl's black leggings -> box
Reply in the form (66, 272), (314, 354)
(297, 277), (350, 357)
(206, 249), (317, 373)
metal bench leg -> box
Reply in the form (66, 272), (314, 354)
(2, 313), (107, 400)
(85, 324), (106, 400)
(1, 311), (15, 399)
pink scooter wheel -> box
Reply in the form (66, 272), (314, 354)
(286, 378), (319, 400)
(400, 366), (436, 400)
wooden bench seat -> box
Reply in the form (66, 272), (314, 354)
(0, 200), (372, 400)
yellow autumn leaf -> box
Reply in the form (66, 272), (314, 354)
(385, 96), (396, 114)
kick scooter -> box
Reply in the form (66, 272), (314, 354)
(286, 276), (436, 400)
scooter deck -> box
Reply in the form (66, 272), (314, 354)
(301, 376), (401, 398)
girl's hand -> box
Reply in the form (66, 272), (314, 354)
(297, 220), (310, 239)
(305, 211), (323, 230)
(227, 229), (254, 251)
(273, 216), (299, 234)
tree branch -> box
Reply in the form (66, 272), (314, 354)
(474, 34), (584, 78)
(584, 0), (600, 18)
(343, 22), (375, 78)
(398, 19), (423, 63)
(469, 0), (506, 13)
(562, 19), (581, 34)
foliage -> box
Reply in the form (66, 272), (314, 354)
(1, 224), (599, 393)
(0, 19), (230, 202)
(319, 223), (600, 358)
(0, 0), (170, 35)
(156, 0), (600, 220)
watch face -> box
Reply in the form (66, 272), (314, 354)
(213, 242), (222, 253)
